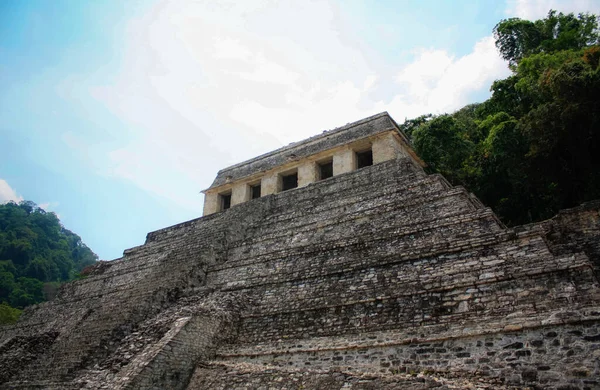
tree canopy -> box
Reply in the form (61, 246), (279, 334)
(494, 10), (599, 67)
(402, 10), (600, 227)
(0, 201), (97, 324)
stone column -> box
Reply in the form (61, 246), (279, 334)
(372, 132), (405, 164)
(203, 192), (219, 216)
(333, 148), (355, 175)
(298, 162), (318, 187)
(231, 183), (250, 206)
(261, 173), (280, 195)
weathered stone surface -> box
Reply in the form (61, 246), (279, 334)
(1, 113), (599, 390)
(516, 200), (600, 277)
(186, 362), (512, 389)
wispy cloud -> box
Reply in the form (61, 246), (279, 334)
(0, 179), (23, 204)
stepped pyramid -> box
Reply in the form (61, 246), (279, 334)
(1, 112), (599, 390)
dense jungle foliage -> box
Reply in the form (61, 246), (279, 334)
(402, 10), (600, 226)
(0, 201), (97, 324)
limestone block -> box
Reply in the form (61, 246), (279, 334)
(333, 148), (355, 175)
(298, 162), (318, 188)
(372, 133), (405, 164)
(262, 173), (279, 195)
(203, 192), (219, 216)
(231, 183), (250, 206)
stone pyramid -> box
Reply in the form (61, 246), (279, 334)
(1, 113), (599, 390)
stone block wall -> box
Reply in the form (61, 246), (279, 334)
(213, 322), (600, 389)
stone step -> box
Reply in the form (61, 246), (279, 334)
(121, 172), (469, 271)
(140, 158), (431, 249)
(222, 238), (560, 315)
(116, 162), (451, 270)
(235, 259), (598, 342)
(217, 303), (600, 357)
(210, 208), (503, 277)
(228, 177), (457, 248)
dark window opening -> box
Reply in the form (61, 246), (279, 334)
(220, 193), (231, 210)
(319, 161), (333, 180)
(356, 149), (373, 169)
(251, 183), (261, 199)
(281, 172), (298, 191)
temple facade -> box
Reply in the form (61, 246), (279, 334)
(202, 112), (424, 215)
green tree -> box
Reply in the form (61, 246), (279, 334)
(398, 114), (433, 138)
(403, 10), (599, 226)
(412, 115), (475, 184)
(9, 277), (44, 308)
(0, 201), (98, 313)
(494, 10), (599, 67)
(0, 303), (21, 325)
(520, 52), (600, 210)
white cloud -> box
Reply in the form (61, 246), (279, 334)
(392, 36), (510, 116)
(0, 179), (23, 204)
(506, 0), (600, 19)
(0, 180), (60, 215)
(77, 0), (511, 211)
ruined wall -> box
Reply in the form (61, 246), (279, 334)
(200, 322), (600, 389)
(517, 200), (600, 277)
(1, 157), (599, 390)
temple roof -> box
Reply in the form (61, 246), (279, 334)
(206, 112), (408, 191)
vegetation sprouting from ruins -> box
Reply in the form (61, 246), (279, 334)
(0, 200), (97, 324)
(402, 10), (600, 226)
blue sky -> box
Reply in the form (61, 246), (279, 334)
(1, 0), (599, 260)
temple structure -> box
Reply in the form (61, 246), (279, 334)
(202, 112), (423, 215)
(1, 112), (599, 389)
